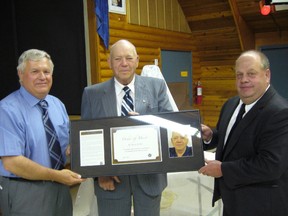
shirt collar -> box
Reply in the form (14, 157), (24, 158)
(19, 86), (48, 107)
(114, 76), (135, 96)
(240, 84), (270, 113)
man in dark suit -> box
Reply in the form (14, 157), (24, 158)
(199, 50), (288, 216)
(81, 39), (173, 215)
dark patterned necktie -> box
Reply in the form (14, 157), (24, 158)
(226, 103), (246, 145)
(121, 86), (134, 116)
(38, 100), (64, 170)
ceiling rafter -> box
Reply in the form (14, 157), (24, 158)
(186, 11), (233, 22)
(228, 0), (255, 50)
(177, 0), (288, 66)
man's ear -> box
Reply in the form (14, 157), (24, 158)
(18, 70), (23, 83)
(107, 56), (112, 69)
(136, 55), (139, 68)
(265, 69), (271, 84)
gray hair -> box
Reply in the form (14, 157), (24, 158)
(17, 49), (54, 73)
(237, 50), (270, 70)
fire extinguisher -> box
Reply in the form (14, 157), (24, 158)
(196, 81), (202, 105)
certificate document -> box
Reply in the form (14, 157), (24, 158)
(79, 129), (105, 166)
(111, 125), (162, 165)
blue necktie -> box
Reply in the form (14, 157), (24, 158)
(121, 86), (134, 116)
(38, 100), (64, 170)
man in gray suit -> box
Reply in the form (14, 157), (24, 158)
(81, 39), (173, 216)
(199, 50), (288, 216)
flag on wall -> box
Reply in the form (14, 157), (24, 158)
(95, 0), (109, 49)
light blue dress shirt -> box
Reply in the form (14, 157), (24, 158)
(0, 86), (69, 177)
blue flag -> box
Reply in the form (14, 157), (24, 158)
(95, 0), (109, 49)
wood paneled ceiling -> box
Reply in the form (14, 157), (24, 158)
(177, 0), (288, 66)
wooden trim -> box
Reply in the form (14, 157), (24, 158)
(186, 11), (232, 22)
(228, 0), (255, 50)
(87, 0), (101, 84)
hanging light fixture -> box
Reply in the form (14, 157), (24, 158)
(259, 0), (271, 15)
(259, 0), (275, 15)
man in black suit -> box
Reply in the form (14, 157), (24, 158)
(199, 50), (288, 216)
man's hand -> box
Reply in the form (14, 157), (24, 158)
(198, 159), (223, 178)
(98, 176), (121, 191)
(2, 155), (85, 186)
(201, 124), (213, 142)
(55, 169), (86, 186)
(66, 145), (71, 156)
(128, 111), (139, 116)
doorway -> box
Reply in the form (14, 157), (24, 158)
(261, 45), (288, 99)
(161, 50), (193, 109)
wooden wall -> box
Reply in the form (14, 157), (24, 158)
(128, 0), (191, 33)
(255, 31), (288, 47)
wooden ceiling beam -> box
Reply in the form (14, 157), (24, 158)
(228, 0), (255, 51)
(186, 11), (232, 22)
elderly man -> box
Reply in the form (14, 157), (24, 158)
(81, 39), (173, 216)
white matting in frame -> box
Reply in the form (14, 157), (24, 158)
(108, 0), (126, 14)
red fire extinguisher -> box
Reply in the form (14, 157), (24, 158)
(196, 81), (202, 105)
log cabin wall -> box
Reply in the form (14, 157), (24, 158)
(255, 31), (288, 47)
(86, 0), (288, 129)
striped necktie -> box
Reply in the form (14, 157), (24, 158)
(121, 86), (134, 116)
(38, 100), (64, 170)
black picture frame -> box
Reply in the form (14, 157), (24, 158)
(70, 110), (204, 177)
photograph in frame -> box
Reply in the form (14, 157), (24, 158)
(167, 126), (194, 158)
(108, 0), (126, 14)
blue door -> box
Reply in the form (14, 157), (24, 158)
(161, 50), (193, 107)
(261, 45), (288, 99)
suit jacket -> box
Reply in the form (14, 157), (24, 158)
(204, 86), (288, 216)
(81, 75), (173, 198)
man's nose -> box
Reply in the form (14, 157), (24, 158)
(38, 71), (46, 78)
(120, 58), (128, 65)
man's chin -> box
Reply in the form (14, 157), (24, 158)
(36, 89), (50, 97)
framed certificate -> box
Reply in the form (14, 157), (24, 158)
(70, 110), (204, 177)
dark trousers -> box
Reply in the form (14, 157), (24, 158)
(95, 175), (162, 216)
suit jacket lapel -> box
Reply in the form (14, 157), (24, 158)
(134, 75), (149, 114)
(217, 98), (239, 159)
(223, 86), (275, 159)
(102, 78), (118, 117)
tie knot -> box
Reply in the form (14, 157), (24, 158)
(38, 100), (48, 110)
(123, 86), (131, 94)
